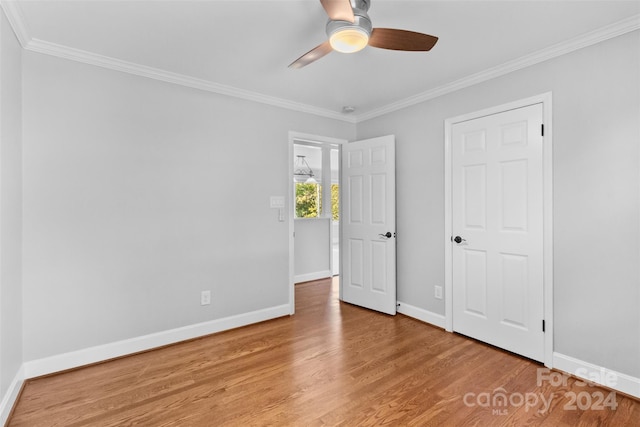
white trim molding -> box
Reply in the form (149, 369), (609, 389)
(1, 0), (637, 124)
(356, 14), (640, 122)
(1, 305), (289, 420)
(553, 352), (640, 399)
(294, 270), (333, 284)
(25, 38), (354, 123)
(0, 0), (29, 47)
(0, 366), (24, 426)
(22, 304), (290, 379)
(444, 92), (554, 368)
(0, 0), (353, 123)
(397, 301), (446, 329)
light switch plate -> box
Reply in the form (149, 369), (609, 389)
(270, 196), (285, 208)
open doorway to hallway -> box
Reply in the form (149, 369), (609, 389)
(289, 132), (346, 314)
(293, 142), (340, 281)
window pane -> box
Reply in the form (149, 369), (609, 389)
(331, 184), (339, 221)
(295, 183), (322, 218)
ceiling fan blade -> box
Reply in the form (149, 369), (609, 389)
(369, 28), (438, 51)
(288, 41), (333, 69)
(319, 0), (355, 23)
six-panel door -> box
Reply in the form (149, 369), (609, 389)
(452, 104), (545, 362)
(342, 135), (396, 315)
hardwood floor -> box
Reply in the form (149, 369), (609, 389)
(9, 277), (639, 426)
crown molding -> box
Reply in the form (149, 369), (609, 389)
(0, 0), (355, 123)
(1, 0), (636, 125)
(355, 13), (640, 122)
(25, 37), (356, 123)
(0, 0), (30, 47)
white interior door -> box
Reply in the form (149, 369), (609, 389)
(451, 104), (544, 362)
(341, 135), (396, 315)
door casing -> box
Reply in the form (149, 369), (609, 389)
(444, 92), (554, 367)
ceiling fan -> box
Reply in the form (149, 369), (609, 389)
(289, 0), (438, 69)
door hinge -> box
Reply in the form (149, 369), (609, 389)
(541, 124), (544, 136)
(542, 319), (546, 332)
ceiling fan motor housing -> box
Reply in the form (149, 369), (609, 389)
(351, 0), (371, 13)
(326, 0), (372, 40)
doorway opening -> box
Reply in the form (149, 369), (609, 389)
(288, 132), (346, 315)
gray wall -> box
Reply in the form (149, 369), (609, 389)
(4, 10), (639, 397)
(356, 31), (640, 378)
(0, 9), (23, 399)
(294, 218), (331, 281)
(21, 51), (355, 361)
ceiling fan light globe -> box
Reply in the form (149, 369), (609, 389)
(329, 27), (369, 53)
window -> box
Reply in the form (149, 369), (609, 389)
(296, 183), (321, 218)
(331, 183), (339, 221)
(294, 144), (340, 220)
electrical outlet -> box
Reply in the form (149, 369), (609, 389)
(435, 286), (443, 300)
(201, 290), (211, 306)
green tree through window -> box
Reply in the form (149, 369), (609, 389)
(295, 182), (339, 220)
(296, 183), (320, 218)
(331, 184), (339, 221)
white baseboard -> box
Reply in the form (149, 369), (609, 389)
(0, 365), (24, 426)
(22, 304), (290, 379)
(294, 270), (332, 284)
(397, 301), (446, 329)
(553, 352), (640, 399)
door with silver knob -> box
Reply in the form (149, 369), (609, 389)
(451, 103), (545, 362)
(342, 135), (396, 315)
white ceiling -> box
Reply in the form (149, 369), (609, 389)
(5, 1), (640, 121)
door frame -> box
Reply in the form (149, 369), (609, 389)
(443, 92), (554, 367)
(288, 131), (347, 315)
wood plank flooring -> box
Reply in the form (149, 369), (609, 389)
(9, 277), (640, 426)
